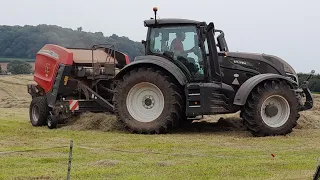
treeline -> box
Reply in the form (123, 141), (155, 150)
(297, 73), (320, 92)
(0, 24), (145, 61)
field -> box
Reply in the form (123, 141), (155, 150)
(0, 75), (320, 180)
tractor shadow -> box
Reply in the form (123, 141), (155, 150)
(171, 117), (248, 134)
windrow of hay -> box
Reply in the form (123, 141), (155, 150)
(296, 94), (320, 129)
(60, 112), (125, 132)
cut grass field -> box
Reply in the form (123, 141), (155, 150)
(0, 75), (320, 180)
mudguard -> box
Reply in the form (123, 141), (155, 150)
(233, 73), (297, 106)
(114, 55), (189, 85)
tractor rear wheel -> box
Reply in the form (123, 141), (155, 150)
(29, 96), (49, 126)
(114, 67), (183, 134)
(242, 80), (299, 136)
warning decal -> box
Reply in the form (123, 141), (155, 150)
(69, 100), (79, 111)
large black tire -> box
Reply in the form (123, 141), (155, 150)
(113, 67), (184, 134)
(29, 96), (49, 126)
(242, 80), (300, 137)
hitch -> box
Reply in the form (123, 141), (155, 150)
(305, 70), (316, 81)
(298, 70), (315, 111)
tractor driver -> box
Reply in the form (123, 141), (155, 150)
(170, 31), (202, 75)
(170, 32), (195, 56)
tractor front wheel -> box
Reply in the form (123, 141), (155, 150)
(242, 80), (299, 136)
(114, 67), (183, 134)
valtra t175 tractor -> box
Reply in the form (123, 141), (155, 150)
(27, 8), (314, 136)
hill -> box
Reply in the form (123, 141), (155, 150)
(0, 24), (145, 61)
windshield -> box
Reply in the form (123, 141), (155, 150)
(149, 25), (204, 77)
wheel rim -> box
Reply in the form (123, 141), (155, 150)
(126, 82), (165, 123)
(32, 104), (40, 123)
(261, 95), (290, 128)
(47, 116), (52, 127)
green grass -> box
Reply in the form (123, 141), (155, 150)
(0, 108), (320, 180)
(0, 57), (34, 62)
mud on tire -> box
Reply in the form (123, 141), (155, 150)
(113, 67), (184, 134)
(29, 96), (49, 126)
(242, 80), (299, 137)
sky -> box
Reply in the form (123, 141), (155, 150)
(0, 0), (319, 73)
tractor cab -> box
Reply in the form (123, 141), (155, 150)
(145, 21), (205, 80)
(142, 8), (224, 82)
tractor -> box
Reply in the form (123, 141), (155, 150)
(28, 7), (314, 136)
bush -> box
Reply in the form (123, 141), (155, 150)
(7, 60), (32, 74)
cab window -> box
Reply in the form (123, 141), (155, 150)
(149, 26), (204, 78)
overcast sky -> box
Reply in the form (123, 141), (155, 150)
(0, 0), (319, 73)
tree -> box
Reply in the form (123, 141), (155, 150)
(0, 24), (144, 60)
(298, 73), (320, 92)
(77, 27), (83, 32)
(7, 60), (32, 74)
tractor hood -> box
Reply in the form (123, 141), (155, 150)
(225, 52), (297, 75)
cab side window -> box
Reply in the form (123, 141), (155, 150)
(149, 26), (205, 78)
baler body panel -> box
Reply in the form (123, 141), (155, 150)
(34, 44), (73, 93)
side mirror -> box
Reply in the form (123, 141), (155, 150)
(217, 33), (229, 52)
(141, 40), (146, 48)
(207, 22), (215, 32)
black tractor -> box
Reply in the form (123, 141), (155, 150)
(112, 7), (314, 136)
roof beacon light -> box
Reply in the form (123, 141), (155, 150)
(153, 7), (158, 25)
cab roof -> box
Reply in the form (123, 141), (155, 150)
(144, 18), (204, 27)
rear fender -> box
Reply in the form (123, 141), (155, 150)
(114, 55), (189, 85)
(233, 73), (297, 106)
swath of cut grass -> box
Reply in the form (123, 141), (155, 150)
(60, 112), (125, 132)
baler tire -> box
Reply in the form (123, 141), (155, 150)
(113, 67), (183, 134)
(29, 96), (49, 126)
(47, 115), (58, 129)
(242, 80), (299, 137)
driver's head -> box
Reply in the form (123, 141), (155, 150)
(176, 32), (186, 41)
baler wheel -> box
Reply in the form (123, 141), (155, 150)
(29, 96), (49, 126)
(47, 114), (58, 129)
